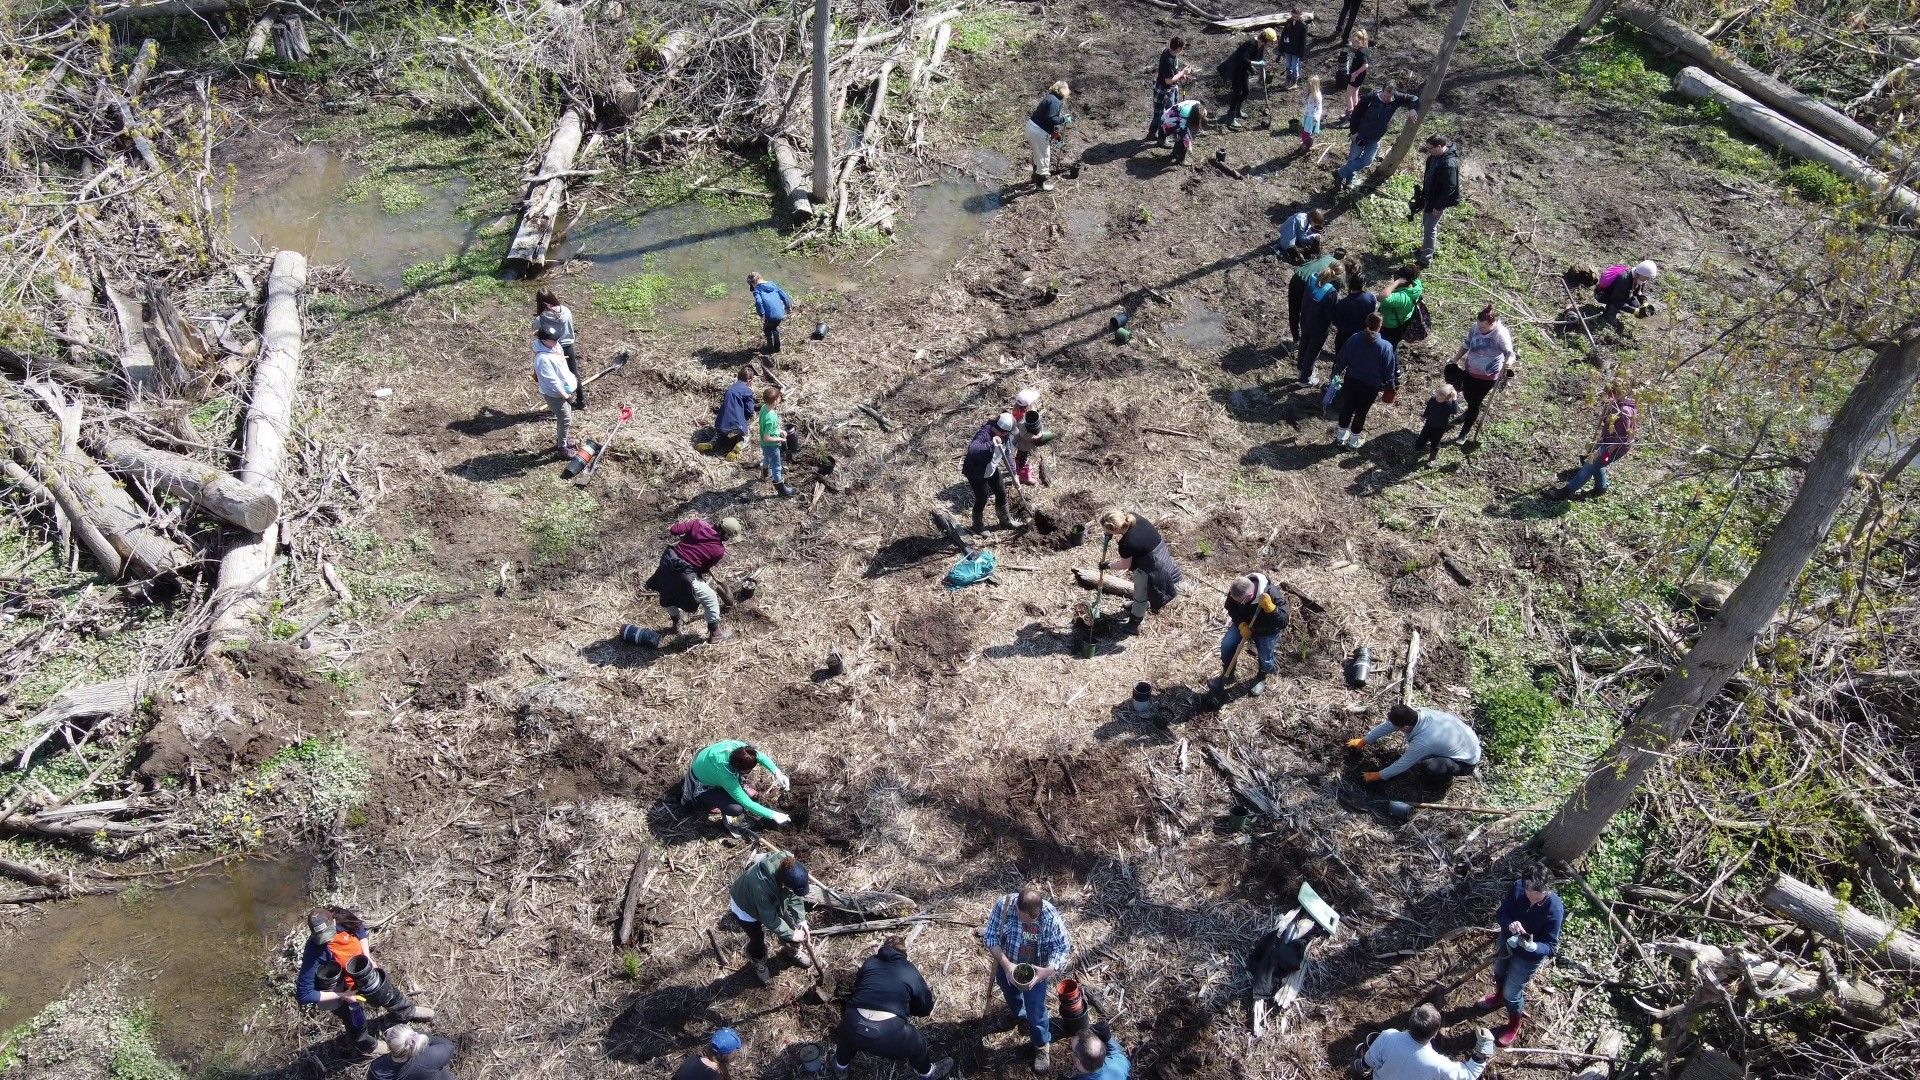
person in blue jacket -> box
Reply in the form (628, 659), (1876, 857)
(1294, 264), (1340, 386)
(1480, 865), (1564, 1047)
(1331, 312), (1399, 448)
(1069, 1025), (1130, 1079)
(748, 272), (796, 354)
(712, 367), (758, 456)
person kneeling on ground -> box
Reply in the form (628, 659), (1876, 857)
(1216, 573), (1288, 698)
(1361, 1003), (1494, 1080)
(369, 1024), (457, 1080)
(831, 936), (953, 1080)
(1099, 509), (1185, 633)
(1480, 865), (1564, 1046)
(983, 885), (1074, 1074)
(1595, 260), (1657, 320)
(645, 517), (743, 643)
(1069, 1025), (1130, 1080)
(295, 906), (435, 1057)
(728, 850), (814, 986)
(711, 367), (757, 457)
(685, 740), (792, 832)
(1348, 701), (1483, 782)
(1276, 207), (1326, 262)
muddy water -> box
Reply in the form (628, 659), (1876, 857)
(0, 857), (311, 1062)
(228, 146), (478, 287)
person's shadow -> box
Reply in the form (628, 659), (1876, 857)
(447, 406), (545, 437)
(982, 620), (1082, 660)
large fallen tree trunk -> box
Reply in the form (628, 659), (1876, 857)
(631, 30), (692, 116)
(503, 107), (584, 276)
(13, 670), (181, 770)
(210, 250), (305, 641)
(100, 278), (162, 394)
(0, 346), (114, 394)
(772, 136), (816, 219)
(0, 393), (192, 580)
(1071, 567), (1136, 598)
(1760, 873), (1920, 969)
(1622, 7), (1891, 163)
(92, 434), (279, 531)
(1674, 68), (1920, 220)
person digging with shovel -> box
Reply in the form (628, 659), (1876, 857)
(1347, 702), (1483, 783)
(1099, 510), (1184, 634)
(831, 935), (954, 1080)
(1213, 573), (1289, 699)
(532, 326), (578, 459)
(685, 740), (792, 834)
(983, 886), (1074, 1074)
(727, 850), (814, 986)
(644, 517), (743, 643)
(1479, 865), (1564, 1047)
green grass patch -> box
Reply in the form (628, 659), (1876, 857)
(524, 489), (601, 566)
(593, 265), (684, 328)
(106, 1006), (182, 1080)
(1784, 161), (1851, 205)
(1565, 34), (1671, 101)
(1476, 677), (1560, 764)
(951, 7), (1037, 54)
(306, 104), (521, 221)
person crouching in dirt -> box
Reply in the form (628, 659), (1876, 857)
(1147, 37), (1192, 147)
(831, 936), (954, 1080)
(1360, 1004), (1494, 1079)
(645, 517), (744, 643)
(685, 740), (793, 833)
(1215, 574), (1288, 698)
(728, 850), (814, 985)
(1346, 701), (1483, 783)
(963, 413), (1024, 532)
(983, 886), (1074, 1074)
(712, 367), (757, 457)
(674, 1028), (744, 1080)
(1099, 510), (1184, 633)
(1276, 206), (1325, 263)
(368, 1024), (457, 1080)
(1010, 388), (1048, 486)
(1069, 1025), (1130, 1080)
(1026, 81), (1072, 191)
(533, 326), (578, 459)
(295, 906), (435, 1057)
(1481, 865), (1564, 1047)
(1159, 99), (1208, 165)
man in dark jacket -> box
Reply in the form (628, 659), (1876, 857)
(1215, 573), (1288, 697)
(831, 938), (953, 1080)
(646, 517), (743, 642)
(1219, 29), (1274, 128)
(1334, 82), (1420, 191)
(1481, 865), (1565, 1047)
(962, 413), (1022, 532)
(712, 368), (757, 455)
(1329, 0), (1363, 46)
(1416, 134), (1462, 266)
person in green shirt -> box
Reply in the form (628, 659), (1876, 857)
(685, 740), (791, 829)
(1378, 266), (1424, 348)
(1288, 241), (1338, 342)
(758, 386), (795, 497)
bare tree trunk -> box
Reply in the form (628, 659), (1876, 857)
(92, 434), (280, 531)
(503, 108), (584, 275)
(1537, 330), (1920, 861)
(1379, 0), (1475, 177)
(1760, 873), (1920, 969)
(1550, 0), (1615, 58)
(811, 0), (832, 204)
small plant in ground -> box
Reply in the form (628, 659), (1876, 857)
(1133, 205), (1152, 225)
(702, 282), (729, 298)
(1783, 162), (1850, 205)
(594, 267), (682, 327)
(621, 951), (643, 979)
(1476, 677), (1559, 764)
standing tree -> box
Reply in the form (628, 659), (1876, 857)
(811, 0), (832, 205)
(1377, 0), (1475, 176)
(1537, 327), (1920, 862)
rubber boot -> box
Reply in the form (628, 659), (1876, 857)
(707, 621), (732, 644)
(1495, 1014), (1524, 1047)
(1249, 674), (1269, 697)
(750, 960), (771, 985)
(403, 1004), (436, 1023)
(923, 1059), (955, 1080)
(831, 1058), (850, 1080)
(1032, 1046), (1050, 1074)
(670, 609), (684, 635)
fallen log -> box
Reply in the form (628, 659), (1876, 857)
(124, 38), (159, 98)
(1209, 10), (1291, 31)
(808, 914), (970, 938)
(1760, 872), (1920, 969)
(448, 44), (540, 143)
(101, 278), (164, 394)
(273, 14), (312, 62)
(142, 277), (205, 390)
(98, 84), (160, 171)
(0, 392), (192, 579)
(211, 250), (305, 641)
(631, 30), (692, 115)
(0, 345), (114, 394)
(0, 813), (153, 842)
(92, 434), (279, 531)
(614, 847), (653, 948)
(1573, 1032), (1626, 1080)
(243, 15), (275, 59)
(1621, 7), (1890, 163)
(16, 671), (180, 771)
(52, 281), (104, 375)
(1673, 68), (1920, 220)
(99, 0), (245, 23)
(773, 136), (816, 219)
(503, 107), (584, 275)
(1071, 566), (1136, 598)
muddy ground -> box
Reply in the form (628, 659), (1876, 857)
(42, 0), (1820, 1076)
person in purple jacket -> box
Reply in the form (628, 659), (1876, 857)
(1479, 865), (1565, 1047)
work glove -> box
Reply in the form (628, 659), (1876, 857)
(1237, 622), (1252, 638)
(1345, 737), (1367, 750)
(1361, 771), (1383, 783)
(1473, 1027), (1496, 1060)
(1505, 934), (1526, 952)
(775, 771), (792, 791)
(1518, 938), (1540, 954)
(771, 811), (792, 826)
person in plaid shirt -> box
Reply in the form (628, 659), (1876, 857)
(983, 886), (1073, 1074)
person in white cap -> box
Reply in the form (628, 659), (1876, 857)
(1595, 260), (1657, 321)
(1010, 388), (1046, 486)
(962, 413), (1023, 532)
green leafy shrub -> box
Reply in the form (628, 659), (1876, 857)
(1784, 162), (1850, 205)
(1477, 679), (1559, 763)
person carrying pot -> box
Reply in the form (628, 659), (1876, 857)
(1347, 702), (1482, 781)
(685, 740), (791, 832)
(1479, 866), (1564, 1047)
(1009, 388), (1050, 486)
(295, 906), (434, 1057)
(368, 1024), (457, 1080)
(1098, 510), (1184, 633)
(674, 1029), (744, 1080)
(1026, 81), (1072, 191)
(983, 886), (1074, 1074)
(963, 413), (1024, 532)
(1215, 573), (1289, 698)
(1359, 1003), (1494, 1079)
(645, 517), (743, 643)
(830, 936), (954, 1080)
(728, 850), (814, 986)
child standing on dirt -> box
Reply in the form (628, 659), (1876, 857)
(1147, 38), (1192, 145)
(532, 327), (577, 458)
(748, 272), (794, 354)
(758, 386), (795, 497)
(1299, 75), (1323, 151)
(1340, 30), (1369, 122)
(1414, 383), (1461, 465)
(535, 289), (584, 410)
(1551, 380), (1638, 500)
(1279, 8), (1312, 88)
(1010, 388), (1045, 486)
(1026, 81), (1072, 191)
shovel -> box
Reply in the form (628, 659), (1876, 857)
(799, 935), (834, 1004)
(1080, 532), (1112, 659)
(578, 349), (631, 388)
(563, 404), (633, 484)
(1201, 628), (1251, 710)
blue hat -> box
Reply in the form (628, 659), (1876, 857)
(777, 860), (811, 896)
(710, 1028), (742, 1056)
